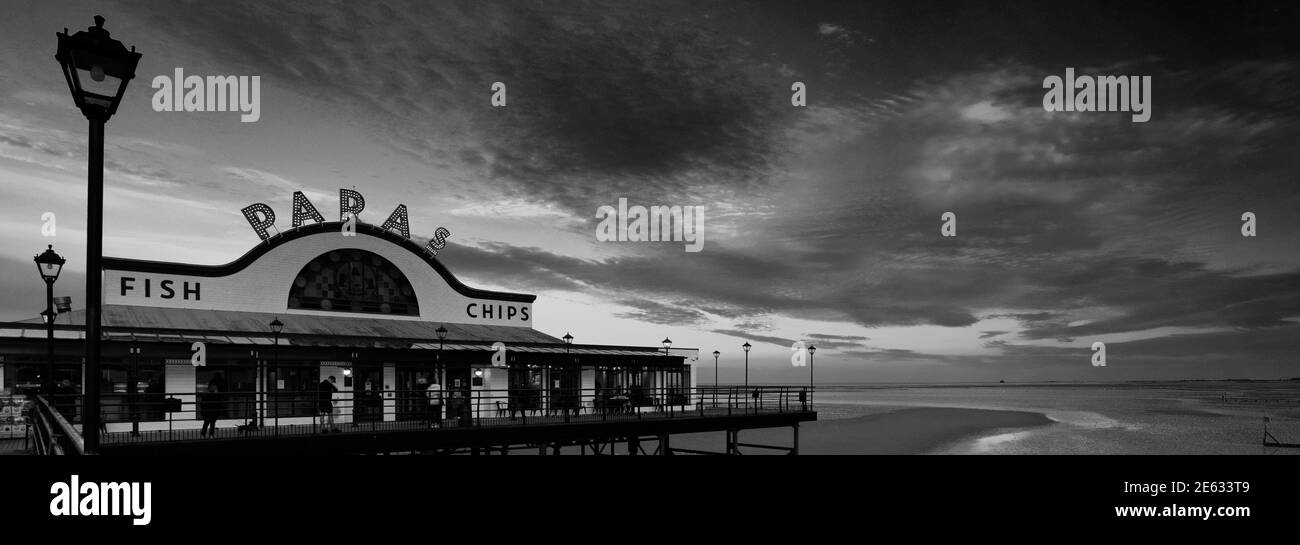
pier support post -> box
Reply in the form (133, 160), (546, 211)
(628, 436), (639, 456)
(792, 423), (799, 455)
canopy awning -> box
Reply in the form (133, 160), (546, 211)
(4, 305), (691, 357)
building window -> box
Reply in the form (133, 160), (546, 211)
(267, 364), (320, 417)
(508, 364), (544, 412)
(287, 250), (419, 315)
(100, 359), (165, 423)
(197, 366), (257, 422)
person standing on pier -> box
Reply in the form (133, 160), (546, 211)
(199, 382), (220, 437)
(426, 379), (443, 428)
(318, 376), (340, 433)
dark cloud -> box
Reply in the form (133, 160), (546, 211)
(614, 298), (708, 326)
(1013, 260), (1300, 340)
(971, 325), (1300, 380)
(799, 333), (870, 351)
(838, 348), (923, 361)
(709, 329), (796, 349)
(807, 333), (869, 341)
(126, 1), (796, 215)
(731, 320), (772, 332)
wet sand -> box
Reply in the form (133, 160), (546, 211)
(672, 407), (1053, 455)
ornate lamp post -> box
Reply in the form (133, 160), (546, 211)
(741, 342), (751, 391)
(34, 245), (65, 396)
(807, 344), (816, 408)
(563, 332), (573, 353)
(55, 15), (143, 454)
(661, 337), (672, 356)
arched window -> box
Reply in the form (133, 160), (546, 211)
(287, 250), (419, 316)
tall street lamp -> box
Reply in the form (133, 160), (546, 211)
(56, 15), (143, 453)
(662, 337), (672, 356)
(712, 350), (720, 387)
(35, 245), (65, 396)
(269, 317), (283, 430)
(711, 350), (720, 409)
(742, 342), (752, 414)
(807, 344), (816, 408)
(563, 332), (573, 353)
(741, 342), (751, 391)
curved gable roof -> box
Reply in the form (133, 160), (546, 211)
(102, 221), (535, 303)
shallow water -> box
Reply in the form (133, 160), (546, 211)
(812, 382), (1300, 454)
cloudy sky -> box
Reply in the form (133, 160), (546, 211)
(1, 0), (1297, 383)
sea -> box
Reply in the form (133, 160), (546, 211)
(812, 381), (1300, 455)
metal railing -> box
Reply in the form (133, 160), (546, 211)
(28, 395), (84, 455)
(41, 386), (814, 446)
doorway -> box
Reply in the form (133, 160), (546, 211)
(445, 366), (472, 426)
(353, 363), (384, 423)
(395, 365), (442, 421)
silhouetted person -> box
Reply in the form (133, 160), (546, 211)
(425, 379), (443, 428)
(199, 383), (220, 437)
(318, 376), (339, 432)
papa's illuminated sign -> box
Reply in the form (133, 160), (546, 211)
(241, 189), (452, 256)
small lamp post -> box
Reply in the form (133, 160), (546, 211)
(269, 317), (283, 429)
(435, 325), (448, 420)
(56, 14), (143, 454)
(128, 345), (141, 436)
(563, 332), (573, 353)
(249, 348), (260, 429)
(436, 324), (448, 360)
(662, 337), (672, 355)
(712, 350), (720, 387)
(35, 245), (65, 396)
(39, 310), (56, 391)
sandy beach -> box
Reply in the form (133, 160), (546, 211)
(672, 407), (1053, 455)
